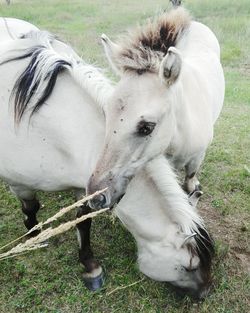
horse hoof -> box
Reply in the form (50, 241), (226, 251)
(83, 272), (104, 291)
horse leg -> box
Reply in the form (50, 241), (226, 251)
(183, 152), (205, 193)
(9, 185), (40, 236)
(75, 189), (104, 291)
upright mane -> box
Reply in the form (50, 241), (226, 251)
(114, 7), (190, 73)
(0, 31), (113, 123)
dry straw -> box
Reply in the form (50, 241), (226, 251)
(0, 189), (109, 260)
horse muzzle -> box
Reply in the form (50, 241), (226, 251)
(87, 170), (129, 209)
(89, 192), (109, 209)
(174, 283), (211, 300)
(87, 177), (112, 209)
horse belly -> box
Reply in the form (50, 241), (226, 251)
(0, 115), (87, 191)
(0, 146), (83, 191)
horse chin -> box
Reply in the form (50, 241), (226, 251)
(110, 193), (125, 209)
(107, 177), (130, 208)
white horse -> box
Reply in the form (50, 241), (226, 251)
(87, 5), (225, 209)
(0, 19), (214, 298)
(0, 18), (112, 289)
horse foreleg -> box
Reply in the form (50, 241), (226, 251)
(9, 185), (40, 236)
(21, 198), (40, 235)
(76, 200), (104, 291)
(183, 152), (205, 193)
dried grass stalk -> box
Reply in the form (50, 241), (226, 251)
(106, 278), (145, 295)
(0, 207), (109, 260)
(29, 188), (108, 232)
(0, 188), (107, 251)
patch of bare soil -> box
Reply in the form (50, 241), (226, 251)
(199, 197), (250, 275)
(239, 63), (250, 75)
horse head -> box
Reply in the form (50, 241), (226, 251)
(135, 188), (214, 299)
(87, 8), (190, 208)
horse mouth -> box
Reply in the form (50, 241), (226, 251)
(88, 192), (125, 211)
(109, 193), (125, 210)
(170, 282), (212, 300)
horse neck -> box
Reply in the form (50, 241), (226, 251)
(169, 79), (189, 134)
(115, 168), (178, 244)
(71, 62), (114, 109)
(0, 32), (114, 112)
(166, 69), (206, 160)
(49, 36), (114, 109)
(145, 156), (203, 235)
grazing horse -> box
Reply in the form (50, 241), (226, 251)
(87, 6), (225, 209)
(0, 20), (214, 297)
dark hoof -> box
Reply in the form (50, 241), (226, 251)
(83, 272), (104, 291)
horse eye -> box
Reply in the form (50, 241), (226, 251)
(183, 266), (198, 273)
(136, 121), (156, 136)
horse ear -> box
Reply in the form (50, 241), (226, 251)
(101, 34), (121, 75)
(188, 190), (203, 207)
(159, 47), (182, 86)
(175, 232), (197, 249)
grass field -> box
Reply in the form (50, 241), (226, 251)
(0, 0), (249, 312)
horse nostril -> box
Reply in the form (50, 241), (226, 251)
(174, 285), (211, 300)
(98, 193), (106, 206)
(183, 266), (198, 272)
(89, 193), (107, 209)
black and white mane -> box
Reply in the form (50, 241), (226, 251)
(1, 31), (113, 123)
(193, 225), (214, 282)
(13, 45), (71, 123)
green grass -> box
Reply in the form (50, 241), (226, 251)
(0, 0), (249, 312)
